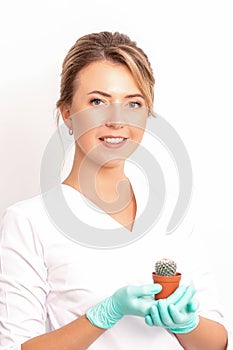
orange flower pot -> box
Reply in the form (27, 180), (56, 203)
(152, 272), (181, 299)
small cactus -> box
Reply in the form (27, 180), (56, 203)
(155, 258), (177, 276)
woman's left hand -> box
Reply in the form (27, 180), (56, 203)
(145, 284), (199, 334)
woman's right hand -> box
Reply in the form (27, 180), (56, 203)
(86, 284), (162, 329)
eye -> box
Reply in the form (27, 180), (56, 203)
(128, 101), (142, 109)
(90, 98), (105, 106)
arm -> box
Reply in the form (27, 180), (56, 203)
(15, 283), (163, 350)
(146, 285), (228, 350)
(169, 232), (229, 349)
(22, 315), (105, 350)
(1, 207), (103, 350)
(0, 207), (49, 348)
(175, 316), (228, 350)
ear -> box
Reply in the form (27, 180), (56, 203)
(60, 104), (72, 130)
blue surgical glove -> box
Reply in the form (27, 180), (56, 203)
(86, 284), (162, 329)
(145, 284), (199, 334)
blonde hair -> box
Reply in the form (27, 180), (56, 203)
(56, 31), (155, 122)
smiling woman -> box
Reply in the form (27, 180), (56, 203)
(0, 31), (228, 350)
(60, 60), (149, 230)
(55, 32), (155, 232)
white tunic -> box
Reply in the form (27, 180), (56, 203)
(0, 166), (228, 349)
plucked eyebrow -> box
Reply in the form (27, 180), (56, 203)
(87, 90), (145, 99)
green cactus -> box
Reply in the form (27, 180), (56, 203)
(155, 258), (177, 276)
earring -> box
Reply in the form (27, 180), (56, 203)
(69, 129), (73, 135)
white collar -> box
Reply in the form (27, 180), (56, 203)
(61, 160), (149, 230)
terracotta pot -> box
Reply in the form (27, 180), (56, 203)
(152, 272), (182, 299)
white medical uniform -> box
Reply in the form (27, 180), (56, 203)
(0, 164), (228, 350)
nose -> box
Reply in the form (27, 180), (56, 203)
(105, 121), (124, 129)
(105, 103), (125, 129)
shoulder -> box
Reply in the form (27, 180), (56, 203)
(1, 192), (48, 245)
(1, 187), (60, 241)
(1, 185), (81, 246)
(1, 188), (74, 258)
(2, 192), (45, 223)
(2, 184), (71, 220)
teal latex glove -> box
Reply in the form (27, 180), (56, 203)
(145, 284), (199, 334)
(86, 284), (162, 329)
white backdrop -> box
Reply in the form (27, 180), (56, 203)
(0, 0), (232, 336)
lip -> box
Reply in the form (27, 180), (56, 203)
(99, 135), (128, 139)
(98, 136), (128, 149)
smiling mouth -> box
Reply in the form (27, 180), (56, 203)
(99, 137), (127, 144)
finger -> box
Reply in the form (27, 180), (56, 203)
(157, 299), (174, 327)
(145, 314), (154, 327)
(175, 285), (196, 310)
(187, 298), (199, 312)
(150, 304), (164, 327)
(130, 284), (162, 297)
(168, 304), (188, 324)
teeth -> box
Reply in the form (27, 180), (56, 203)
(103, 137), (125, 144)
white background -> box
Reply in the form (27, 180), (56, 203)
(0, 0), (232, 335)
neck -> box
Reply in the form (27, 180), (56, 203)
(63, 145), (136, 230)
(63, 146), (127, 204)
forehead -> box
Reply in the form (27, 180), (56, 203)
(75, 60), (141, 93)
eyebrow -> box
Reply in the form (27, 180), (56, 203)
(87, 90), (145, 99)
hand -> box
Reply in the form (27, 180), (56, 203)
(86, 284), (162, 329)
(145, 284), (199, 334)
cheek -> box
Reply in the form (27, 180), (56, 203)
(75, 130), (97, 153)
(131, 126), (146, 144)
(71, 109), (106, 141)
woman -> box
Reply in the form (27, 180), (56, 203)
(0, 31), (228, 349)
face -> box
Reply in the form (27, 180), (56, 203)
(62, 60), (148, 167)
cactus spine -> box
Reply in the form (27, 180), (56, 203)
(155, 258), (177, 276)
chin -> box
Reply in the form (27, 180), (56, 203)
(101, 158), (125, 168)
